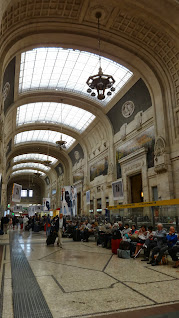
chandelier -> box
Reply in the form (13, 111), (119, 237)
(56, 101), (67, 150)
(86, 12), (115, 100)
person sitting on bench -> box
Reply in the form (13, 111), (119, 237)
(148, 225), (178, 266)
(168, 234), (179, 268)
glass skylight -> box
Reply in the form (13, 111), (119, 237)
(16, 102), (95, 132)
(19, 47), (133, 105)
(14, 130), (75, 148)
(12, 162), (50, 171)
(13, 153), (57, 164)
(11, 170), (46, 177)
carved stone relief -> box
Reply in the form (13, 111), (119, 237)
(154, 136), (166, 157)
(122, 101), (135, 118)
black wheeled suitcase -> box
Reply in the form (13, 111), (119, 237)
(46, 233), (56, 245)
(73, 229), (81, 241)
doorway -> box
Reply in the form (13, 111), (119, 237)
(130, 173), (143, 203)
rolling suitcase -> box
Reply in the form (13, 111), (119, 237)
(46, 232), (56, 245)
(73, 229), (81, 241)
(111, 238), (122, 254)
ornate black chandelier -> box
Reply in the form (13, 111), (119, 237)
(56, 100), (67, 150)
(86, 12), (115, 100)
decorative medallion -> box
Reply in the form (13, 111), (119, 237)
(2, 82), (10, 101)
(122, 101), (135, 118)
(154, 136), (166, 157)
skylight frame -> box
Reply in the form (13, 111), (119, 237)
(16, 102), (96, 133)
(14, 130), (75, 148)
(18, 47), (133, 105)
(12, 162), (51, 172)
(13, 153), (58, 164)
(11, 169), (46, 177)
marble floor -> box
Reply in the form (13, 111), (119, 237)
(0, 230), (179, 318)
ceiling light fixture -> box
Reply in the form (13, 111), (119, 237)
(56, 100), (67, 150)
(86, 12), (115, 100)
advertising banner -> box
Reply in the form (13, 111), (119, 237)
(12, 183), (22, 203)
(112, 179), (123, 201)
(28, 205), (35, 217)
(86, 190), (90, 205)
(61, 186), (77, 216)
(13, 205), (22, 212)
(43, 198), (50, 211)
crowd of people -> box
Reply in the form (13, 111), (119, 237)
(0, 214), (179, 268)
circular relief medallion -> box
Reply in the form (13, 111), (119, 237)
(2, 82), (10, 101)
(122, 101), (135, 118)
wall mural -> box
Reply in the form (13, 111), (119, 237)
(73, 171), (84, 184)
(69, 143), (84, 166)
(3, 57), (16, 114)
(107, 78), (152, 134)
(116, 126), (155, 179)
(45, 176), (50, 185)
(55, 163), (64, 177)
(90, 157), (108, 182)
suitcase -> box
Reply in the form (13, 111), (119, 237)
(119, 241), (130, 250)
(111, 238), (122, 254)
(34, 224), (40, 232)
(46, 233), (56, 245)
(20, 223), (23, 229)
(73, 229), (81, 241)
(117, 249), (130, 259)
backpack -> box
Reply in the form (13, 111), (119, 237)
(119, 241), (130, 250)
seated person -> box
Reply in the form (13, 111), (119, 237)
(128, 224), (137, 236)
(118, 222), (124, 231)
(141, 225), (156, 261)
(132, 225), (148, 257)
(149, 226), (178, 266)
(168, 235), (179, 268)
(121, 224), (131, 237)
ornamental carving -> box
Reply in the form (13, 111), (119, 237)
(154, 136), (166, 157)
(2, 82), (10, 101)
(122, 101), (135, 118)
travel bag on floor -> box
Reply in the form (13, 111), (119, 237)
(117, 249), (130, 259)
(73, 229), (81, 241)
(119, 241), (130, 250)
(46, 233), (56, 245)
(111, 238), (122, 254)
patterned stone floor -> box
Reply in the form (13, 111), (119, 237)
(0, 230), (179, 318)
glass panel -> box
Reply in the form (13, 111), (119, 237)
(13, 153), (57, 164)
(14, 130), (75, 148)
(12, 162), (50, 171)
(21, 190), (27, 197)
(19, 47), (133, 105)
(11, 170), (46, 177)
(29, 190), (33, 197)
(16, 102), (95, 133)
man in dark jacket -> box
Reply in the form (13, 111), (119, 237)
(3, 215), (9, 234)
(148, 225), (177, 266)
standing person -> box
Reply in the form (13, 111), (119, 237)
(46, 214), (51, 237)
(3, 215), (9, 234)
(1, 217), (4, 232)
(57, 213), (64, 248)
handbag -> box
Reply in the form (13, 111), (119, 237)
(47, 223), (51, 228)
(117, 249), (130, 259)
